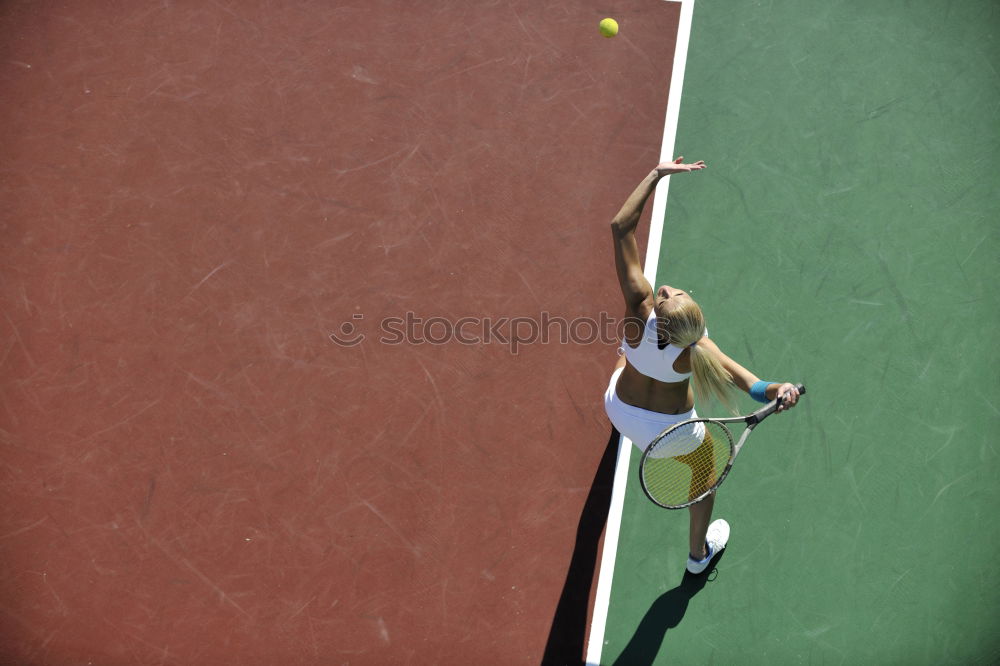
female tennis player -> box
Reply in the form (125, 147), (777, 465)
(604, 157), (801, 574)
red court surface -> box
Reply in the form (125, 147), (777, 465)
(1, 2), (679, 663)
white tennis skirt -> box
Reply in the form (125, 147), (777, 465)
(603, 366), (700, 452)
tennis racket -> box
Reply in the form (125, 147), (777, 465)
(639, 384), (806, 509)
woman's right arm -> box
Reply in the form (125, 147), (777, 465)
(698, 337), (802, 412)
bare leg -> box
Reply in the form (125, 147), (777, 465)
(612, 352), (716, 561)
(688, 491), (715, 559)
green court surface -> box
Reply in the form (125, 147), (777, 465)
(598, 0), (999, 663)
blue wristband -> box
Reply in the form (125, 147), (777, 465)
(749, 381), (772, 403)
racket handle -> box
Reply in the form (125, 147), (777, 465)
(747, 383), (806, 425)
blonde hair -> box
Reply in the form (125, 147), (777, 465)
(657, 297), (739, 414)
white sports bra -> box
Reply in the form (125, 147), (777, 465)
(620, 310), (708, 383)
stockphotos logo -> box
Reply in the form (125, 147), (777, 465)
(329, 312), (653, 354)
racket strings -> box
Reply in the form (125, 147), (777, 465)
(641, 421), (733, 508)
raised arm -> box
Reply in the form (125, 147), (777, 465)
(609, 158), (706, 310)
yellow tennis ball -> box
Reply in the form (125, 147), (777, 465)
(599, 18), (618, 38)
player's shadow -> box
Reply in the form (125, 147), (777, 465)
(540, 428), (620, 666)
(610, 549), (727, 666)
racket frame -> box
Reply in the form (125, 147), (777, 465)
(638, 384), (806, 509)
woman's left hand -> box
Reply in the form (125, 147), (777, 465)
(774, 383), (801, 412)
(654, 156), (706, 178)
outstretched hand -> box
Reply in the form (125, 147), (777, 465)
(654, 156), (706, 178)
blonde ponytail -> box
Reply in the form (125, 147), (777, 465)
(688, 343), (738, 415)
(660, 298), (739, 414)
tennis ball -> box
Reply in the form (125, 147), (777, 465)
(599, 18), (618, 38)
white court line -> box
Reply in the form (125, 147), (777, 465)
(584, 1), (696, 664)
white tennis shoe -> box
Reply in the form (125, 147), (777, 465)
(686, 518), (731, 574)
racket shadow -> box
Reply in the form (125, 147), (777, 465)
(611, 549), (727, 666)
(540, 427), (620, 666)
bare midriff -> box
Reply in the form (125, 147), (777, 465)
(615, 351), (695, 415)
